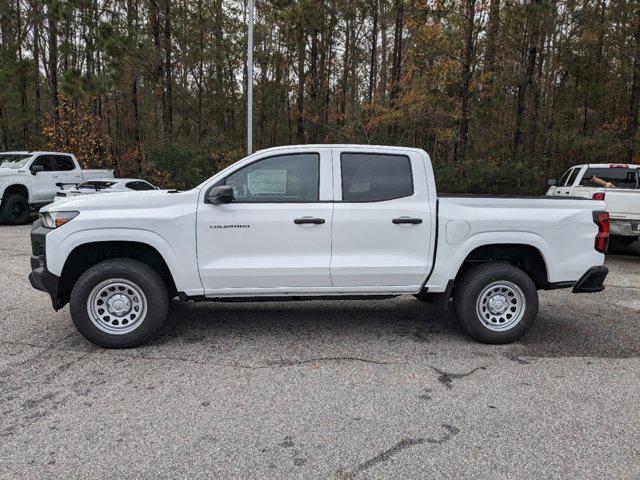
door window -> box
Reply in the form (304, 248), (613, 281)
(341, 153), (413, 202)
(557, 169), (573, 187)
(224, 153), (319, 202)
(51, 155), (76, 171)
(566, 168), (580, 187)
(30, 156), (54, 172)
(126, 181), (155, 191)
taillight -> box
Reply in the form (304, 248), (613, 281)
(592, 192), (606, 201)
(593, 211), (610, 253)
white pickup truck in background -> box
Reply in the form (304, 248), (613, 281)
(29, 145), (609, 348)
(547, 163), (640, 244)
(0, 151), (113, 224)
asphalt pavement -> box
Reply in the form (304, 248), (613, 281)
(1, 224), (639, 479)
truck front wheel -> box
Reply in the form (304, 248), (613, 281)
(69, 258), (169, 348)
(453, 263), (538, 344)
(0, 193), (29, 225)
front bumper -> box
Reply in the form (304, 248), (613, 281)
(572, 266), (608, 293)
(28, 219), (63, 310)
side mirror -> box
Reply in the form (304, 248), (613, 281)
(31, 165), (44, 175)
(547, 179), (557, 187)
(206, 185), (234, 205)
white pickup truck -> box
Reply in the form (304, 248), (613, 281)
(547, 163), (640, 243)
(0, 151), (113, 224)
(29, 145), (609, 348)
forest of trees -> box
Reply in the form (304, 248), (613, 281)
(1, 0), (640, 192)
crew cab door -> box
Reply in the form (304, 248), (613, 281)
(196, 148), (333, 293)
(29, 155), (56, 202)
(29, 154), (81, 202)
(330, 149), (433, 288)
(50, 154), (82, 197)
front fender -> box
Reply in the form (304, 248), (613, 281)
(45, 227), (204, 296)
(0, 179), (31, 203)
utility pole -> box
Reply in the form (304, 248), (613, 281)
(247, 0), (254, 154)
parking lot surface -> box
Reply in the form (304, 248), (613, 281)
(1, 224), (639, 479)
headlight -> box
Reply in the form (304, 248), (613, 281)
(39, 211), (79, 229)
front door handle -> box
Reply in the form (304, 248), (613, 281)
(294, 217), (325, 225)
(393, 217), (422, 224)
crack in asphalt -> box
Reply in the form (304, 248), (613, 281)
(0, 339), (394, 370)
(431, 366), (487, 390)
(336, 424), (460, 478)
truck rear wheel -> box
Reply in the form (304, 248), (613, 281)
(69, 258), (169, 348)
(0, 193), (29, 225)
(453, 263), (538, 344)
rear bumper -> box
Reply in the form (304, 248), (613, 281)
(572, 266), (608, 293)
(610, 219), (640, 237)
(29, 219), (63, 310)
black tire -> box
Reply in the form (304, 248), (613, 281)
(453, 263), (538, 344)
(611, 235), (637, 247)
(69, 258), (169, 348)
(0, 193), (29, 225)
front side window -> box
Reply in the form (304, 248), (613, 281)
(580, 167), (640, 189)
(31, 156), (54, 172)
(341, 153), (413, 202)
(225, 153), (319, 202)
(557, 169), (573, 187)
(567, 168), (580, 187)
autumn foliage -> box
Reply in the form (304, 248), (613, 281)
(42, 99), (114, 170)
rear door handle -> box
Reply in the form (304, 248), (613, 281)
(294, 217), (325, 225)
(393, 217), (422, 224)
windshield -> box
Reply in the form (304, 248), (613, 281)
(0, 154), (31, 169)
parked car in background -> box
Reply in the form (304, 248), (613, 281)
(547, 163), (640, 244)
(54, 179), (157, 202)
(0, 151), (113, 224)
(29, 144), (609, 348)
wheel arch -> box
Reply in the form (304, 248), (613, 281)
(2, 183), (30, 203)
(454, 243), (550, 290)
(57, 241), (178, 308)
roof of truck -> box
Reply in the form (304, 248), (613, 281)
(253, 144), (429, 155)
(570, 163), (640, 169)
(0, 151), (75, 155)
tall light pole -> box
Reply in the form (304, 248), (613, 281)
(247, 0), (254, 155)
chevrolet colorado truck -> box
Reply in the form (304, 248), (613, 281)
(0, 151), (113, 224)
(547, 163), (640, 244)
(29, 145), (609, 348)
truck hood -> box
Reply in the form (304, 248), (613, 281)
(41, 189), (194, 212)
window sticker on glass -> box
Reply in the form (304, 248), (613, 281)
(247, 169), (287, 195)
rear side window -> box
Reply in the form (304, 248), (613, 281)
(341, 153), (413, 202)
(51, 155), (75, 171)
(126, 181), (155, 191)
(580, 167), (640, 189)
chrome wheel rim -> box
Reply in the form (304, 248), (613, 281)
(87, 279), (147, 335)
(476, 281), (526, 332)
